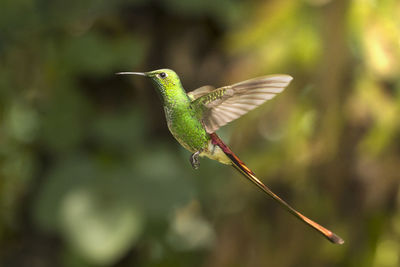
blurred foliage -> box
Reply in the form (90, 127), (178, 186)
(0, 0), (399, 266)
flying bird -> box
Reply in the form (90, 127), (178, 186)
(117, 69), (344, 244)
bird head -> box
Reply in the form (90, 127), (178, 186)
(117, 69), (183, 102)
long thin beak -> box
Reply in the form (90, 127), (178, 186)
(115, 72), (146, 76)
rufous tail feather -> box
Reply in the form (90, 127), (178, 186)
(209, 133), (344, 244)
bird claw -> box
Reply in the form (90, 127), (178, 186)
(190, 151), (200, 169)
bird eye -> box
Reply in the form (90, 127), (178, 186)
(159, 72), (167, 79)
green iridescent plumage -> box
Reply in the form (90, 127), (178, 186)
(144, 69), (210, 152)
(117, 68), (344, 244)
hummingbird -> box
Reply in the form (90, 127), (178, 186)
(117, 69), (344, 244)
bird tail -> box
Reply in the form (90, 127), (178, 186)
(209, 133), (344, 244)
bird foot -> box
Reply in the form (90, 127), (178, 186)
(190, 151), (201, 169)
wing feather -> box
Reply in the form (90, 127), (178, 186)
(191, 74), (292, 133)
(187, 85), (215, 101)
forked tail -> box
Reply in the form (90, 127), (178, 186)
(210, 133), (344, 244)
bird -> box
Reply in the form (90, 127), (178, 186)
(117, 68), (344, 244)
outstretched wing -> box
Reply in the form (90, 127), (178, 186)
(191, 75), (292, 133)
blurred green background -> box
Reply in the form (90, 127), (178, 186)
(1, 0), (399, 266)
